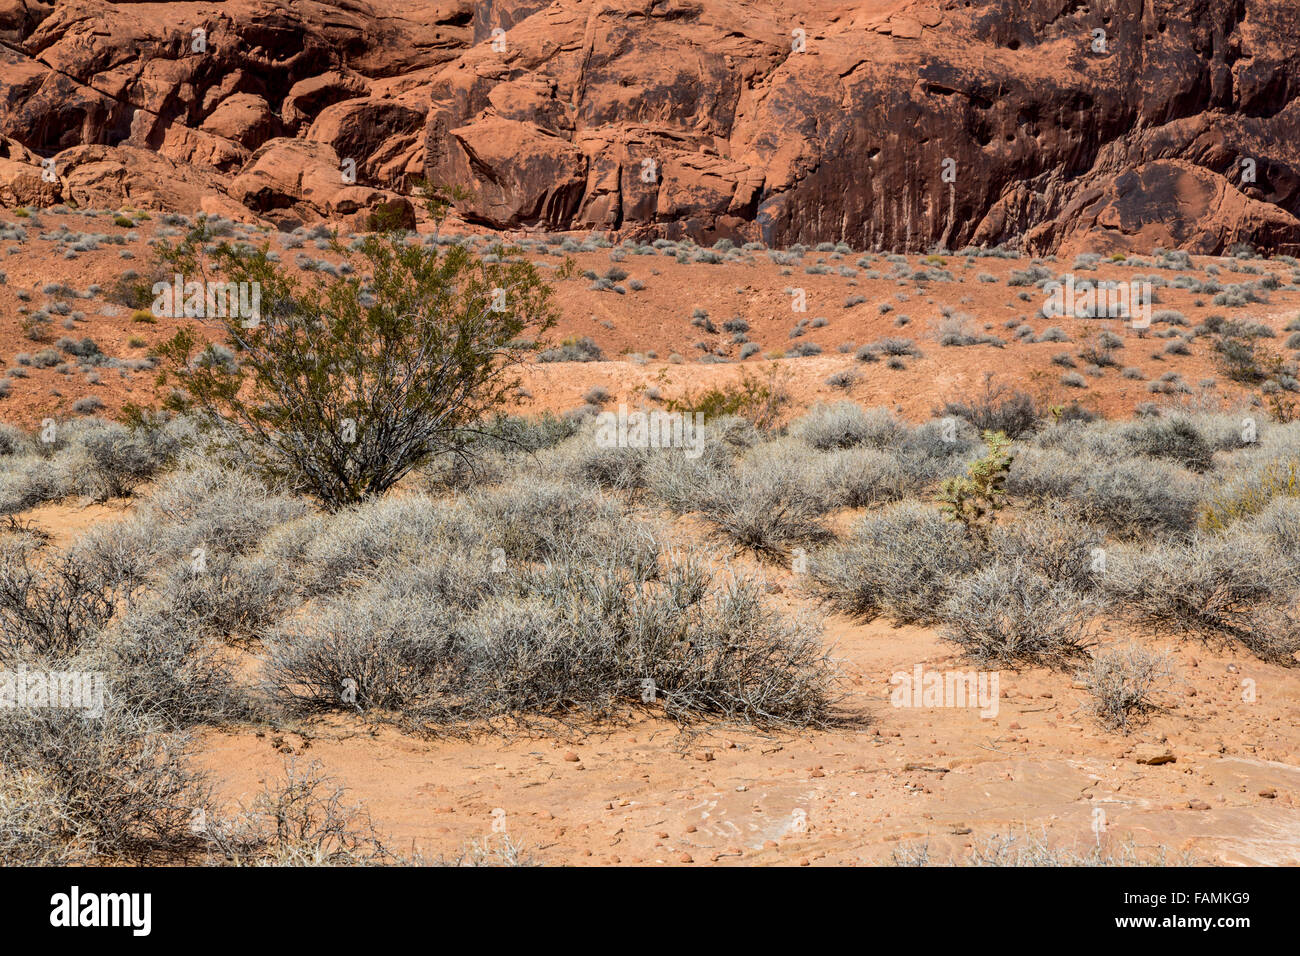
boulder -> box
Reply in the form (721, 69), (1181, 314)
(1036, 161), (1300, 257)
(307, 96), (427, 190)
(199, 93), (282, 151)
(0, 135), (59, 205)
(429, 116), (586, 228)
(53, 144), (228, 212)
(327, 186), (417, 232)
(281, 70), (369, 131)
(1133, 745), (1177, 766)
(228, 138), (345, 216)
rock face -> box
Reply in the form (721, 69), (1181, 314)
(229, 137), (415, 229)
(0, 134), (58, 206)
(0, 0), (1297, 254)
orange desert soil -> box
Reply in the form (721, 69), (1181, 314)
(2, 210), (1298, 427)
(191, 604), (1300, 866)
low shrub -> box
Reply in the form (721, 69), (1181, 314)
(811, 502), (980, 625)
(267, 551), (835, 728)
(1119, 416), (1214, 472)
(696, 445), (831, 554)
(814, 447), (910, 508)
(938, 562), (1096, 667)
(789, 402), (903, 451)
(1079, 643), (1174, 733)
(940, 379), (1042, 438)
(1101, 533), (1300, 662)
(1200, 458), (1300, 531)
(989, 508), (1104, 592)
(0, 536), (125, 658)
(0, 702), (214, 863)
(92, 604), (248, 728)
(1010, 447), (1201, 536)
(664, 365), (790, 430)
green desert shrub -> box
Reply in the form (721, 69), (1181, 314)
(153, 220), (558, 508)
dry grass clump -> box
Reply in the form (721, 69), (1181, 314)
(811, 502), (981, 625)
(437, 835), (535, 867)
(1100, 532), (1300, 663)
(938, 561), (1096, 667)
(1079, 643), (1175, 732)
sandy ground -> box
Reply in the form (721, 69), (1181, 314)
(183, 614), (1300, 867)
(18, 496), (1300, 867)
